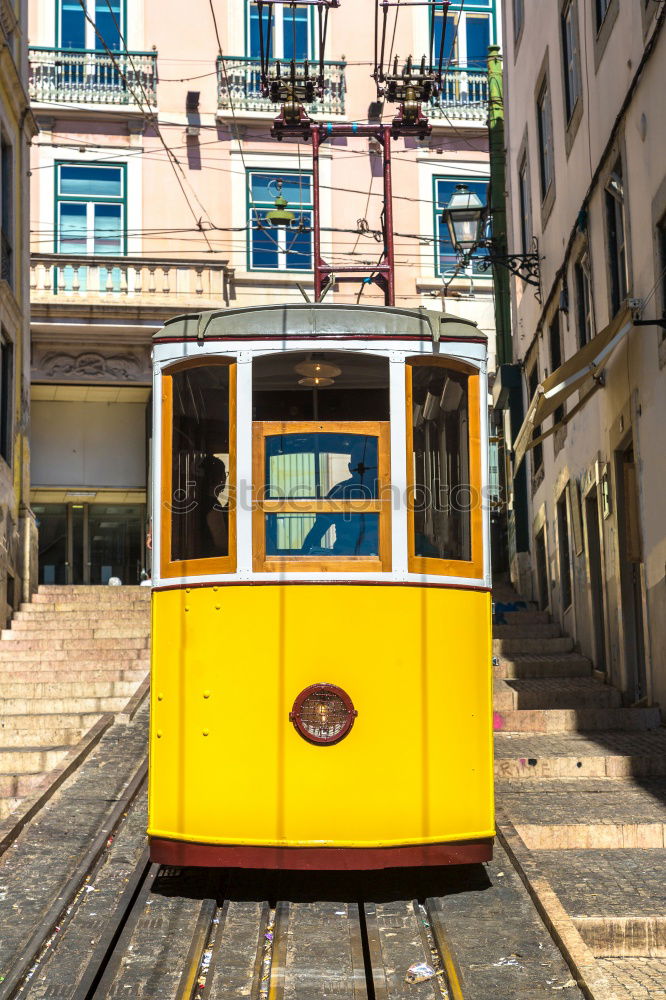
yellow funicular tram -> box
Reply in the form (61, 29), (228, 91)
(148, 303), (494, 869)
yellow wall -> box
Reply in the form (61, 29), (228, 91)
(148, 583), (494, 848)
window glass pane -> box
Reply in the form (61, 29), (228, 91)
(465, 15), (490, 68)
(170, 365), (231, 562)
(435, 177), (487, 275)
(249, 4), (272, 59)
(60, 165), (123, 198)
(285, 214), (312, 270)
(93, 203), (122, 254)
(251, 211), (280, 269)
(58, 202), (88, 253)
(264, 433), (379, 499)
(95, 0), (121, 50)
(410, 365), (471, 562)
(60, 0), (85, 48)
(267, 513), (379, 557)
(250, 172), (311, 204)
(433, 13), (457, 66)
(282, 5), (309, 60)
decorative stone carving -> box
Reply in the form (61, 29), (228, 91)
(32, 348), (151, 384)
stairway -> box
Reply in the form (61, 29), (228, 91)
(492, 593), (661, 740)
(493, 584), (666, 999)
(0, 585), (150, 821)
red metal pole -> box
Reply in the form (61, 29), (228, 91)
(312, 125), (323, 302)
(382, 124), (395, 307)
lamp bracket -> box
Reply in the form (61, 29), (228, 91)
(466, 236), (543, 301)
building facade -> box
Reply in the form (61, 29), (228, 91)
(0, 0), (37, 623)
(501, 0), (666, 708)
(26, 0), (498, 586)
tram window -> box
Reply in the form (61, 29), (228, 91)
(253, 421), (390, 570)
(408, 363), (476, 566)
(263, 432), (379, 556)
(267, 514), (380, 557)
(253, 352), (389, 421)
(169, 364), (231, 564)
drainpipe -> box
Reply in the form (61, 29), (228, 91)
(487, 45), (511, 367)
(487, 45), (530, 576)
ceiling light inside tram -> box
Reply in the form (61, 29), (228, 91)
(294, 361), (342, 379)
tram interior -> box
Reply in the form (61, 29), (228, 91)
(167, 352), (472, 566)
(171, 364), (231, 562)
(253, 353), (388, 557)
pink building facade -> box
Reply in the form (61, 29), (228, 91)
(27, 0), (497, 584)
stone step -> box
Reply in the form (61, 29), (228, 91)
(19, 595), (148, 614)
(493, 636), (574, 656)
(494, 706), (662, 734)
(36, 584), (147, 591)
(574, 916), (666, 957)
(494, 653), (592, 680)
(494, 730), (666, 779)
(494, 609), (551, 624)
(2, 626), (150, 640)
(0, 746), (71, 773)
(0, 696), (128, 716)
(531, 848), (666, 953)
(0, 727), (84, 748)
(0, 648), (150, 663)
(0, 679), (138, 699)
(26, 594), (150, 607)
(492, 623), (563, 640)
(0, 667), (148, 683)
(494, 677), (622, 712)
(0, 636), (149, 653)
(500, 779), (666, 849)
(0, 772), (46, 798)
(13, 610), (150, 622)
(0, 711), (102, 732)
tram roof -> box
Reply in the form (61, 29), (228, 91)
(155, 303), (485, 343)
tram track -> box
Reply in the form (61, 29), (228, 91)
(6, 808), (466, 1000)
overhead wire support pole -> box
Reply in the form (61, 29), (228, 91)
(381, 124), (395, 306)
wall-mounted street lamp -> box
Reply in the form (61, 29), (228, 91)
(442, 184), (543, 291)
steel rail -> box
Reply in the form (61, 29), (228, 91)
(0, 758), (148, 1000)
(425, 898), (466, 1000)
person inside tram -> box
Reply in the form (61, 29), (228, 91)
(300, 443), (378, 556)
(199, 455), (228, 556)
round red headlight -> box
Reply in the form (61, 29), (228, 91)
(289, 684), (357, 745)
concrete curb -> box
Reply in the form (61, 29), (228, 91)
(117, 676), (150, 724)
(496, 806), (634, 1000)
(0, 673), (150, 858)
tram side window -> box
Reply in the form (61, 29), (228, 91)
(410, 365), (472, 563)
(170, 365), (231, 562)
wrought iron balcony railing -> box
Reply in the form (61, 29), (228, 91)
(429, 67), (488, 123)
(217, 56), (346, 117)
(28, 47), (158, 107)
(30, 253), (231, 310)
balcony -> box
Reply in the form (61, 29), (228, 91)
(429, 68), (488, 124)
(28, 47), (158, 107)
(217, 56), (346, 118)
(30, 253), (232, 318)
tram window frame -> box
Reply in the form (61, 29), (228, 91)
(160, 357), (237, 579)
(252, 420), (392, 573)
(405, 357), (484, 579)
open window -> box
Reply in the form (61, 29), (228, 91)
(406, 358), (483, 578)
(160, 359), (236, 577)
(252, 352), (391, 572)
